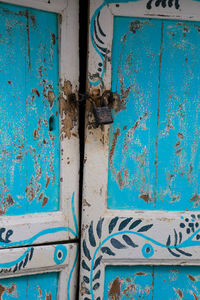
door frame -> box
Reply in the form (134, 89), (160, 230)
(0, 0), (79, 247)
(81, 1), (200, 299)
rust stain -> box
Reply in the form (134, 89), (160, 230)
(193, 292), (198, 300)
(33, 129), (39, 140)
(25, 151), (42, 202)
(135, 272), (147, 276)
(187, 274), (196, 282)
(129, 20), (142, 33)
(6, 194), (14, 206)
(109, 128), (120, 164)
(25, 10), (31, 69)
(60, 80), (78, 140)
(48, 91), (55, 108)
(118, 78), (133, 111)
(30, 15), (36, 27)
(109, 277), (121, 300)
(152, 268), (155, 290)
(170, 269), (180, 273)
(175, 141), (181, 147)
(0, 284), (5, 299)
(176, 148), (182, 155)
(42, 196), (48, 207)
(51, 33), (56, 45)
(45, 176), (50, 188)
(46, 292), (52, 300)
(32, 88), (40, 97)
(139, 194), (151, 203)
(37, 286), (42, 296)
(38, 192), (43, 202)
(178, 132), (184, 139)
(16, 154), (23, 161)
(122, 283), (135, 297)
(0, 284), (16, 299)
(190, 193), (200, 208)
(83, 199), (91, 207)
(174, 288), (183, 299)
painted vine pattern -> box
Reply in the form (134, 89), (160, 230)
(81, 215), (200, 300)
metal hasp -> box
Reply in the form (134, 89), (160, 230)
(92, 90), (114, 126)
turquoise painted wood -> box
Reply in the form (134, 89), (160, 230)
(0, 3), (60, 215)
(108, 17), (200, 211)
(0, 272), (58, 299)
(105, 265), (200, 299)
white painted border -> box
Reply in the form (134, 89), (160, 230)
(81, 0), (200, 298)
(0, 243), (78, 300)
(0, 0), (79, 245)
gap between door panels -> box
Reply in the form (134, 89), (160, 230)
(77, 0), (89, 298)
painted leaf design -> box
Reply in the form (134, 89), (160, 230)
(118, 218), (132, 231)
(167, 248), (180, 257)
(82, 259), (90, 271)
(83, 240), (91, 261)
(175, 248), (192, 257)
(19, 261), (23, 271)
(129, 219), (142, 230)
(122, 235), (138, 248)
(179, 232), (182, 244)
(29, 248), (34, 261)
(93, 255), (103, 270)
(23, 253), (29, 268)
(13, 264), (18, 273)
(83, 276), (90, 284)
(166, 235), (171, 247)
(84, 288), (90, 295)
(96, 218), (104, 239)
(89, 221), (96, 247)
(93, 283), (100, 290)
(109, 217), (119, 234)
(101, 247), (115, 256)
(137, 224), (153, 232)
(111, 238), (126, 249)
(93, 270), (101, 281)
(174, 229), (178, 246)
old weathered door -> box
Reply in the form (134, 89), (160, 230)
(81, 0), (200, 299)
(0, 0), (79, 298)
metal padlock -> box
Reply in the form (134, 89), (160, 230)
(92, 98), (113, 125)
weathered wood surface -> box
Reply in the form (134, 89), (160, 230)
(81, 1), (200, 299)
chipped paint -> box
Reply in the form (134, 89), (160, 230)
(107, 16), (200, 211)
(0, 3), (60, 215)
(105, 266), (200, 299)
(60, 80), (78, 140)
(0, 273), (58, 299)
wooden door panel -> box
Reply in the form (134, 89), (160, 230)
(0, 2), (60, 216)
(81, 1), (200, 299)
(0, 0), (79, 246)
(104, 265), (200, 299)
(109, 17), (200, 211)
(108, 17), (161, 210)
